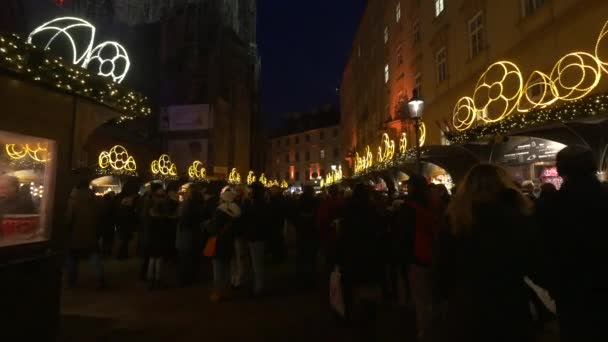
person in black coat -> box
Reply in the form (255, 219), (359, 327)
(435, 164), (536, 342)
(176, 184), (205, 286)
(537, 146), (608, 342)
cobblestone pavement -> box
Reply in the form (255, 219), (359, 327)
(59, 257), (415, 342)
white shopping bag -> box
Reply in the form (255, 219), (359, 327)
(329, 266), (345, 317)
(524, 276), (557, 315)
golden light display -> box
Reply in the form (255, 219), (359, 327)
(246, 171), (256, 185)
(228, 168), (241, 184)
(98, 145), (136, 173)
(377, 133), (395, 163)
(419, 122), (426, 147)
(6, 143), (48, 162)
(454, 18), (608, 132)
(187, 161), (206, 181)
(280, 180), (288, 189)
(259, 173), (268, 186)
(151, 154), (177, 178)
(322, 166), (343, 187)
(354, 145), (374, 175)
(399, 132), (408, 154)
(268, 179), (280, 187)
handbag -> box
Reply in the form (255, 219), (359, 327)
(329, 265), (345, 317)
(203, 236), (217, 257)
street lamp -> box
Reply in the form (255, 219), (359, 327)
(407, 90), (424, 174)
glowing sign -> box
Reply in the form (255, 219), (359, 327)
(228, 168), (241, 184)
(27, 17), (130, 83)
(151, 154), (177, 178)
(453, 17), (608, 131)
(98, 145), (136, 173)
(188, 161), (206, 181)
(247, 171), (256, 185)
(377, 133), (395, 163)
(6, 143), (48, 162)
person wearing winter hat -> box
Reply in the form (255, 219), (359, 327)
(207, 189), (242, 302)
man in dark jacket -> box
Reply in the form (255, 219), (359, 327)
(538, 146), (608, 342)
(241, 182), (270, 296)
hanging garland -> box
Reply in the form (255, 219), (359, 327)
(445, 93), (608, 144)
(0, 33), (151, 120)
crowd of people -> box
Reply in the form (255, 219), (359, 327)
(63, 145), (608, 341)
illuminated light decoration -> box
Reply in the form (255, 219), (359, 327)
(419, 122), (427, 147)
(320, 179), (325, 188)
(27, 17), (131, 83)
(228, 168), (241, 185)
(280, 180), (289, 189)
(452, 97), (478, 131)
(259, 173), (268, 187)
(0, 33), (150, 119)
(188, 161), (206, 181)
(97, 145), (136, 175)
(246, 171), (256, 185)
(399, 132), (408, 154)
(268, 180), (280, 187)
(151, 154), (177, 179)
(354, 146), (374, 175)
(377, 133), (395, 163)
(550, 52), (601, 102)
(473, 61), (524, 123)
(452, 17), (608, 135)
(6, 143), (48, 162)
(322, 166), (343, 187)
(518, 71), (559, 112)
(365, 145), (373, 169)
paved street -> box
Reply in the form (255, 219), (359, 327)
(59, 256), (415, 342)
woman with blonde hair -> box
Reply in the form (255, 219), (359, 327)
(434, 164), (536, 342)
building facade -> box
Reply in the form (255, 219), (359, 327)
(341, 0), (608, 177)
(266, 108), (341, 186)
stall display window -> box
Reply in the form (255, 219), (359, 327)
(0, 130), (56, 247)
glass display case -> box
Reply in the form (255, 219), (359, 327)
(0, 130), (56, 247)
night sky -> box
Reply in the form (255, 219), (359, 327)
(258, 1), (366, 129)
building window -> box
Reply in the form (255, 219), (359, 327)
(414, 72), (422, 96)
(334, 148), (340, 158)
(396, 46), (403, 66)
(295, 152), (300, 162)
(396, 2), (401, 23)
(469, 11), (485, 58)
(320, 131), (325, 140)
(435, 0), (445, 17)
(436, 47), (448, 83)
(295, 136), (299, 144)
(413, 20), (421, 44)
(320, 149), (325, 159)
(522, 0), (544, 17)
(333, 128), (338, 137)
(384, 26), (389, 44)
(305, 150), (310, 161)
(295, 171), (300, 181)
(286, 171), (290, 180)
(305, 134), (310, 142)
(285, 154), (289, 162)
(384, 64), (390, 84)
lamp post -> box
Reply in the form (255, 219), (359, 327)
(407, 90), (425, 174)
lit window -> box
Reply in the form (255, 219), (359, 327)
(435, 0), (445, 17)
(396, 2), (401, 23)
(413, 20), (421, 44)
(320, 150), (325, 159)
(436, 47), (448, 83)
(469, 11), (485, 58)
(414, 72), (422, 96)
(522, 0), (544, 17)
(384, 64), (390, 83)
(384, 27), (389, 44)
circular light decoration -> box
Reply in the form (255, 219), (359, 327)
(228, 168), (241, 185)
(6, 143), (48, 162)
(452, 97), (477, 131)
(98, 145), (136, 175)
(550, 52), (602, 102)
(151, 154), (177, 179)
(399, 132), (408, 154)
(595, 19), (608, 74)
(473, 61), (524, 123)
(188, 161), (206, 181)
(418, 122), (427, 147)
(518, 71), (559, 112)
(27, 17), (130, 83)
(246, 171), (256, 185)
